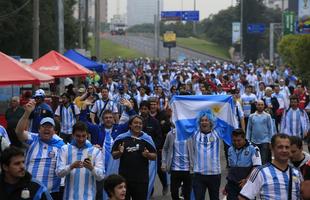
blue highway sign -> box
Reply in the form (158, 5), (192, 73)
(182, 11), (199, 21)
(161, 11), (182, 21)
(161, 11), (199, 21)
(247, 23), (266, 33)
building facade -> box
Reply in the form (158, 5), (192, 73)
(127, 0), (163, 27)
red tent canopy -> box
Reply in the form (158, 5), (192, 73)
(30, 50), (93, 78)
(0, 51), (54, 86)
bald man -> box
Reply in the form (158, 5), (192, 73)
(246, 100), (274, 164)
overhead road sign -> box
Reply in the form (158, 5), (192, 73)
(182, 11), (199, 21)
(161, 11), (182, 21)
(161, 11), (199, 21)
(247, 23), (266, 33)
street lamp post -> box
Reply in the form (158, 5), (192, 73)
(240, 0), (244, 61)
(157, 0), (160, 59)
(33, 0), (39, 60)
(95, 0), (100, 59)
(193, 0), (197, 35)
(58, 0), (64, 54)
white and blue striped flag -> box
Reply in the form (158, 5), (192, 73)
(170, 95), (238, 145)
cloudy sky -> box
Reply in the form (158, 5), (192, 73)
(108, 0), (236, 21)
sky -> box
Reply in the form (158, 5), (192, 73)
(107, 0), (236, 22)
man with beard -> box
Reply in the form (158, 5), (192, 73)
(0, 146), (52, 199)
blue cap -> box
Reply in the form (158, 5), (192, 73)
(40, 117), (55, 126)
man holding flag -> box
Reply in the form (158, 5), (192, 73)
(191, 110), (222, 200)
(170, 95), (238, 200)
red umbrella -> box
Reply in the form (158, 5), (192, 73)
(30, 50), (93, 78)
(0, 52), (54, 86)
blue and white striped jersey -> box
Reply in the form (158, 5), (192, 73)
(103, 128), (114, 170)
(112, 93), (131, 114)
(0, 125), (10, 144)
(135, 94), (149, 108)
(91, 99), (118, 123)
(55, 104), (80, 134)
(171, 139), (190, 171)
(234, 101), (244, 129)
(241, 93), (257, 117)
(25, 132), (65, 193)
(193, 130), (221, 175)
(281, 108), (310, 138)
(56, 141), (105, 200)
(240, 163), (302, 200)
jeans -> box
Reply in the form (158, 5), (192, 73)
(157, 152), (168, 189)
(170, 170), (192, 200)
(226, 180), (241, 200)
(255, 143), (271, 165)
(193, 173), (221, 200)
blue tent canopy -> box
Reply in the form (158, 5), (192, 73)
(64, 49), (107, 72)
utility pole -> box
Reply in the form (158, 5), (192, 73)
(281, 0), (284, 36)
(269, 23), (282, 65)
(33, 0), (39, 60)
(193, 0), (197, 35)
(270, 23), (274, 64)
(240, 0), (244, 61)
(156, 0), (160, 59)
(181, 0), (184, 11)
(84, 0), (89, 50)
(58, 0), (64, 54)
(95, 0), (101, 59)
(79, 0), (85, 49)
(154, 14), (158, 59)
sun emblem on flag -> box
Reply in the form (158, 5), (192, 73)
(212, 106), (221, 114)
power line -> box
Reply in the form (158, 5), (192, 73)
(0, 0), (32, 20)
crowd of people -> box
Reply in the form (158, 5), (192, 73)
(0, 58), (310, 200)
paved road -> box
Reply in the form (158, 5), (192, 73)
(151, 143), (228, 200)
(103, 34), (229, 62)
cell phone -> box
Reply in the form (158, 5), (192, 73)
(84, 158), (90, 162)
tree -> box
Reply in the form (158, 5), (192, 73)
(204, 7), (239, 47)
(0, 0), (78, 58)
(203, 0), (281, 61)
(278, 34), (310, 83)
(127, 23), (155, 33)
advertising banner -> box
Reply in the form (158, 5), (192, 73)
(297, 0), (310, 33)
(232, 22), (241, 44)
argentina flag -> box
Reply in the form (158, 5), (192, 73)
(170, 95), (238, 145)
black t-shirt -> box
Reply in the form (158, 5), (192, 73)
(112, 135), (156, 183)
